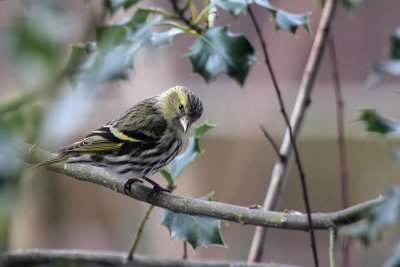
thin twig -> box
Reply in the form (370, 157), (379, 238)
(259, 125), (283, 161)
(19, 142), (384, 230)
(328, 35), (350, 267)
(247, 6), (318, 266)
(248, 0), (338, 263)
(183, 242), (188, 260)
(170, 0), (202, 33)
(127, 205), (155, 260)
(1, 249), (299, 267)
(329, 228), (337, 267)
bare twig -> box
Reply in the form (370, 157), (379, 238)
(248, 0), (338, 263)
(0, 249), (299, 267)
(247, 6), (318, 266)
(127, 205), (155, 260)
(328, 35), (350, 267)
(18, 142), (384, 230)
(183, 242), (188, 260)
(170, 0), (202, 33)
(259, 125), (282, 161)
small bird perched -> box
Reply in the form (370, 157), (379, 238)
(34, 85), (203, 196)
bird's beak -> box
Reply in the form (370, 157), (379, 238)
(179, 116), (191, 133)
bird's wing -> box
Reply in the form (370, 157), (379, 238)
(32, 100), (167, 168)
(109, 99), (168, 143)
(31, 134), (124, 168)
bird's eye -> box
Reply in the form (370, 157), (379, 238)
(178, 103), (184, 110)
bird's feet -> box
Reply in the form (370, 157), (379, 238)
(124, 178), (143, 195)
(147, 184), (171, 202)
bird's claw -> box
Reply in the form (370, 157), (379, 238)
(146, 184), (171, 202)
(124, 178), (143, 195)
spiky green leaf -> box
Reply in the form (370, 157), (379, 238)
(71, 9), (162, 88)
(358, 109), (400, 135)
(367, 28), (400, 86)
(189, 26), (255, 85)
(149, 28), (184, 47)
(342, 187), (400, 246)
(255, 0), (310, 33)
(341, 0), (363, 10)
(213, 0), (247, 16)
(162, 193), (225, 249)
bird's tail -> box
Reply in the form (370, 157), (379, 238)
(29, 155), (68, 169)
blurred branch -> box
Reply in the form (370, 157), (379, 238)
(248, 0), (338, 263)
(1, 249), (299, 267)
(0, 2), (106, 117)
(18, 142), (384, 230)
(329, 228), (338, 267)
(328, 34), (350, 267)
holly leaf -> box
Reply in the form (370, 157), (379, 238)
(367, 28), (400, 86)
(341, 0), (363, 10)
(149, 28), (184, 47)
(162, 192), (225, 250)
(160, 122), (215, 188)
(214, 0), (310, 34)
(213, 0), (247, 16)
(105, 0), (139, 14)
(342, 187), (400, 246)
(71, 9), (162, 88)
(358, 109), (400, 135)
(189, 26), (255, 85)
(255, 0), (310, 33)
(390, 29), (400, 60)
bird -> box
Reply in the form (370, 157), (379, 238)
(33, 85), (203, 196)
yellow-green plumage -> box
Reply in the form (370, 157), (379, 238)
(34, 86), (203, 187)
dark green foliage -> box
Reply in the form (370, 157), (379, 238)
(358, 109), (400, 135)
(162, 193), (225, 249)
(342, 187), (400, 246)
(71, 9), (163, 88)
(368, 28), (400, 86)
(213, 0), (247, 16)
(254, 0), (310, 33)
(189, 27), (256, 85)
(341, 0), (363, 10)
(390, 30), (400, 60)
(214, 0), (310, 34)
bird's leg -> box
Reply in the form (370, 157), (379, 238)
(124, 178), (143, 195)
(142, 176), (170, 201)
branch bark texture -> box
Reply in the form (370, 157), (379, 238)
(1, 249), (299, 267)
(18, 142), (383, 231)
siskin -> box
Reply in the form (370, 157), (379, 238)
(34, 85), (203, 195)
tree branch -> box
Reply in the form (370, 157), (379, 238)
(0, 249), (299, 267)
(17, 142), (383, 231)
(247, 6), (318, 265)
(248, 0), (338, 263)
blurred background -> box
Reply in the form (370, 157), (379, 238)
(0, 0), (400, 266)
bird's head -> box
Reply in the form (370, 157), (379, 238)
(159, 86), (203, 133)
